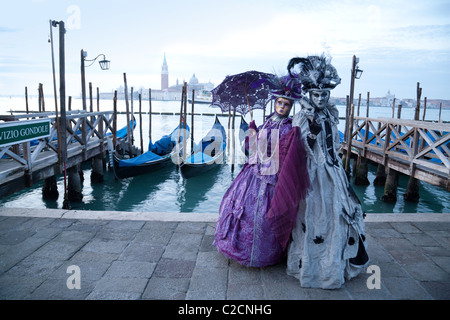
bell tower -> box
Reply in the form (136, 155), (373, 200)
(161, 53), (169, 90)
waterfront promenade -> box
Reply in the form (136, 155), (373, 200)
(0, 207), (449, 302)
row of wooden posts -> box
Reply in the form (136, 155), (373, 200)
(342, 82), (445, 203)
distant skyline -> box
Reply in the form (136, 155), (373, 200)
(1, 0), (450, 100)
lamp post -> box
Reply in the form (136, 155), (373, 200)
(80, 50), (110, 111)
(50, 20), (67, 163)
(51, 20), (70, 209)
(345, 55), (363, 173)
(348, 56), (363, 126)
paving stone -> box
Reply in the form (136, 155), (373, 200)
(303, 286), (351, 300)
(142, 277), (189, 300)
(93, 276), (148, 294)
(66, 220), (107, 233)
(376, 237), (417, 251)
(174, 222), (206, 234)
(199, 234), (215, 252)
(390, 222), (422, 234)
(54, 230), (95, 244)
(70, 250), (119, 263)
(0, 230), (36, 245)
(5, 257), (63, 279)
(86, 290), (142, 300)
(196, 250), (228, 269)
(163, 242), (200, 261)
(187, 266), (228, 300)
(103, 261), (156, 279)
(382, 277), (433, 300)
(419, 281), (450, 300)
(367, 227), (404, 239)
(0, 275), (45, 299)
(228, 263), (261, 285)
(94, 228), (138, 241)
(81, 238), (129, 255)
(403, 261), (450, 282)
(413, 222), (450, 232)
(429, 256), (450, 273)
(260, 265), (310, 300)
(389, 250), (431, 265)
(227, 283), (264, 300)
(133, 228), (173, 246)
(27, 240), (84, 261)
(28, 277), (96, 300)
(119, 243), (165, 262)
(403, 233), (441, 247)
(153, 259), (196, 278)
(105, 220), (145, 231)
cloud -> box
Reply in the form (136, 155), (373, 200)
(0, 27), (20, 33)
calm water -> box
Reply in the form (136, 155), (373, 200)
(0, 97), (449, 214)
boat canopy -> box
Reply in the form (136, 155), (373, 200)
(118, 123), (190, 168)
(149, 124), (190, 155)
(185, 117), (225, 164)
(118, 150), (162, 167)
(185, 152), (214, 164)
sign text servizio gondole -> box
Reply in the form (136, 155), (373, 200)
(0, 119), (51, 147)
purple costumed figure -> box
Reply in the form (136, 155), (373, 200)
(214, 75), (310, 267)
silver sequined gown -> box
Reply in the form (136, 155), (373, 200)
(286, 98), (369, 289)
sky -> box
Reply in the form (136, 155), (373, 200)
(1, 0), (450, 101)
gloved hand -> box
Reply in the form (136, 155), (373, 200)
(308, 113), (322, 136)
(249, 120), (257, 131)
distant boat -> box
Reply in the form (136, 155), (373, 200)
(112, 122), (190, 179)
(180, 116), (226, 179)
(188, 89), (213, 104)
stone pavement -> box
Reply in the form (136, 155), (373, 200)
(0, 207), (449, 301)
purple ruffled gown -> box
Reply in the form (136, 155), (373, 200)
(214, 114), (309, 267)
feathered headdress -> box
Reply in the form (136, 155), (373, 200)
(268, 74), (302, 101)
(287, 55), (341, 91)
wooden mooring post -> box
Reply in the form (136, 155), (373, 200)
(403, 82), (422, 202)
(354, 92), (370, 186)
(91, 87), (105, 183)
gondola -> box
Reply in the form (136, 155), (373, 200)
(113, 122), (190, 179)
(180, 116), (226, 179)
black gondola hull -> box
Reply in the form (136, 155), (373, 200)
(113, 154), (173, 179)
(180, 152), (224, 179)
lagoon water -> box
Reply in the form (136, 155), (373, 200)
(0, 96), (449, 214)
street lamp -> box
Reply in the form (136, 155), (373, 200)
(83, 51), (110, 70)
(346, 55), (363, 135)
(355, 66), (364, 80)
(80, 49), (110, 111)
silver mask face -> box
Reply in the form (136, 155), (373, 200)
(309, 90), (330, 111)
